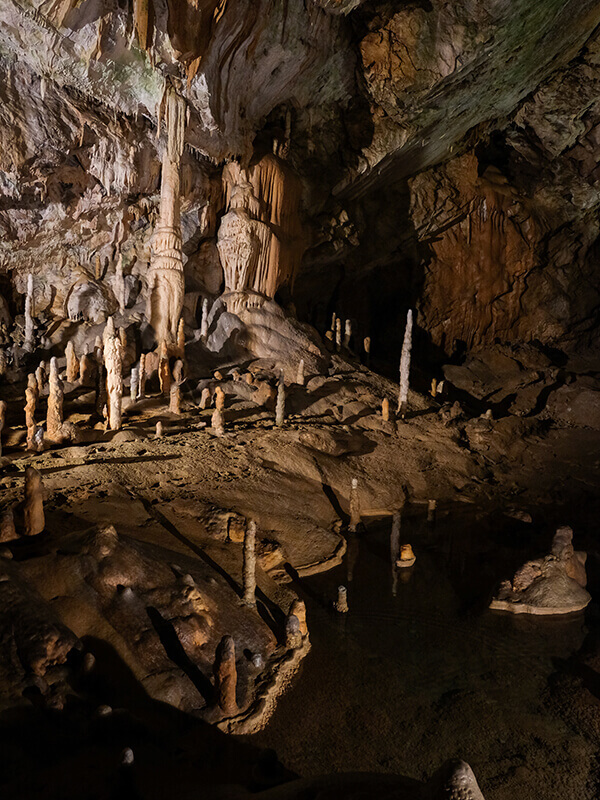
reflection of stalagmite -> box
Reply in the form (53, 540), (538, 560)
(148, 88), (186, 346)
(47, 357), (64, 443)
(214, 634), (237, 715)
(103, 317), (122, 431)
(349, 478), (361, 532)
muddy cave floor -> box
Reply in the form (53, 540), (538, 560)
(1, 362), (600, 799)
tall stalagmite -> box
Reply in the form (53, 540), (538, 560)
(46, 357), (64, 444)
(148, 86), (186, 347)
(103, 317), (123, 431)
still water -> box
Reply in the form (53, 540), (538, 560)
(251, 505), (598, 799)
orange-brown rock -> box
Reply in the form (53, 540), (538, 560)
(214, 634), (237, 715)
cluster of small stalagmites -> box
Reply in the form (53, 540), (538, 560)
(0, 465), (45, 543)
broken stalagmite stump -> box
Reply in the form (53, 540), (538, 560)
(214, 634), (238, 715)
(334, 585), (349, 613)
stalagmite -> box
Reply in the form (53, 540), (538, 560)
(158, 342), (171, 395)
(155, 421), (163, 438)
(23, 466), (44, 536)
(35, 362), (46, 394)
(148, 88), (186, 346)
(215, 386), (225, 411)
(25, 376), (38, 451)
(364, 336), (371, 367)
(331, 312), (337, 335)
(289, 598), (307, 636)
(79, 354), (94, 386)
(334, 585), (349, 613)
(24, 274), (34, 352)
(343, 319), (352, 349)
(103, 318), (123, 431)
(65, 341), (79, 383)
(430, 378), (438, 398)
(199, 387), (211, 410)
(130, 366), (140, 402)
(94, 335), (103, 363)
(169, 382), (181, 414)
(200, 297), (209, 340)
(139, 354), (147, 398)
(335, 317), (342, 352)
(95, 254), (102, 281)
(427, 499), (437, 524)
(275, 372), (285, 427)
(177, 318), (185, 358)
(285, 614), (302, 649)
(390, 509), (401, 563)
(27, 372), (39, 404)
(396, 543), (416, 568)
(0, 400), (6, 456)
(214, 634), (237, 715)
(348, 477), (361, 532)
(172, 359), (184, 385)
(397, 309), (413, 418)
(0, 350), (6, 377)
(46, 357), (64, 443)
(243, 520), (257, 607)
(211, 407), (224, 436)
(296, 358), (305, 386)
(382, 397), (390, 422)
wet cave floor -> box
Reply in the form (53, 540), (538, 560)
(249, 504), (600, 800)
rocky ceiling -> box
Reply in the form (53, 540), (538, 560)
(1, 0), (600, 365)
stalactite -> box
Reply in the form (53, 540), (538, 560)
(24, 274), (34, 353)
(397, 309), (413, 418)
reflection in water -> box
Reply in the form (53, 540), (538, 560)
(252, 504), (595, 800)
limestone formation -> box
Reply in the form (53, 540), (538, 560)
(172, 359), (184, 385)
(103, 317), (123, 431)
(363, 336), (371, 366)
(24, 274), (34, 352)
(382, 397), (390, 422)
(214, 634), (237, 715)
(334, 585), (349, 613)
(343, 319), (352, 349)
(130, 366), (140, 402)
(155, 421), (163, 438)
(79, 353), (94, 387)
(23, 466), (44, 536)
(114, 253), (126, 312)
(348, 478), (361, 532)
(158, 342), (171, 395)
(200, 387), (211, 410)
(335, 317), (342, 351)
(0, 400), (6, 456)
(296, 358), (305, 386)
(490, 527), (591, 614)
(0, 350), (6, 377)
(275, 372), (286, 427)
(148, 88), (186, 346)
(396, 544), (416, 568)
(397, 309), (413, 418)
(65, 341), (79, 383)
(289, 598), (307, 636)
(46, 357), (64, 444)
(169, 382), (181, 414)
(177, 317), (185, 358)
(211, 407), (225, 436)
(200, 297), (209, 340)
(215, 386), (225, 412)
(285, 614), (302, 649)
(139, 354), (147, 398)
(243, 520), (257, 607)
(25, 376), (38, 451)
